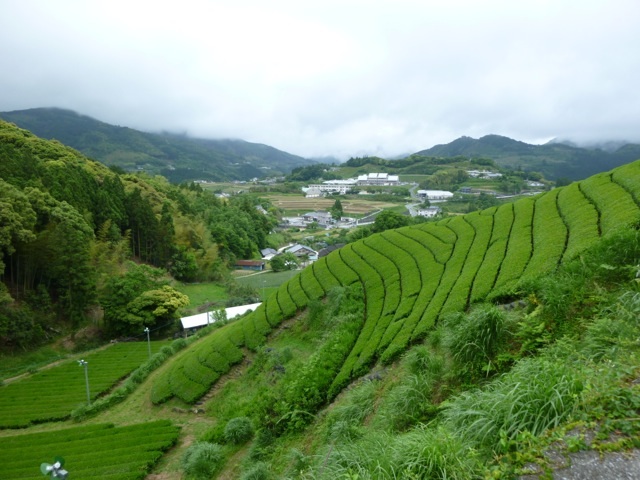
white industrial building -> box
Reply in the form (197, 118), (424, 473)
(417, 190), (454, 201)
(357, 173), (400, 186)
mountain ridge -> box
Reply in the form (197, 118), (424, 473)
(416, 133), (640, 180)
(0, 107), (315, 182)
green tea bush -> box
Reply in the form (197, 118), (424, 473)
(160, 345), (174, 356)
(494, 198), (534, 289)
(171, 337), (187, 352)
(521, 188), (567, 280)
(470, 203), (513, 302)
(581, 172), (640, 234)
(557, 182), (600, 261)
(181, 442), (225, 479)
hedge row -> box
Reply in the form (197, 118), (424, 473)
(521, 189), (567, 281)
(444, 212), (494, 313)
(494, 197), (535, 289)
(151, 327), (245, 405)
(611, 161), (640, 205)
(557, 182), (600, 261)
(580, 172), (640, 234)
(412, 218), (474, 340)
(470, 204), (513, 303)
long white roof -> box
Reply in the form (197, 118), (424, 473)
(180, 302), (262, 329)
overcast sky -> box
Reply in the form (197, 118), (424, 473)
(1, 0), (639, 159)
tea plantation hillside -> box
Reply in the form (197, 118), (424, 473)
(1, 160), (640, 479)
(152, 160), (640, 406)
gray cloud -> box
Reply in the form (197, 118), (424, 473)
(1, 0), (639, 159)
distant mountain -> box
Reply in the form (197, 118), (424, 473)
(0, 108), (315, 182)
(416, 134), (640, 180)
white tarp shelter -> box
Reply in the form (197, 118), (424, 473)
(180, 302), (262, 330)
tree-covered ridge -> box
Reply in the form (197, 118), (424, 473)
(0, 108), (315, 181)
(0, 121), (278, 348)
(151, 160), (640, 418)
(415, 134), (640, 180)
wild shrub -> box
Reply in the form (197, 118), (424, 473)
(309, 430), (396, 479)
(405, 344), (445, 376)
(286, 448), (311, 477)
(224, 417), (254, 444)
(181, 442), (225, 479)
(200, 422), (226, 444)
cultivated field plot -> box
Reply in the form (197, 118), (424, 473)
(0, 420), (179, 479)
(267, 194), (398, 216)
(150, 161), (640, 405)
(0, 341), (167, 428)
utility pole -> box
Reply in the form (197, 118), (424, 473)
(78, 360), (90, 405)
(144, 327), (151, 358)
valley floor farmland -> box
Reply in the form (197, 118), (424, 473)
(266, 193), (399, 216)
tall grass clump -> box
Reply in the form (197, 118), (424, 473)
(181, 442), (225, 479)
(306, 431), (397, 480)
(324, 380), (377, 442)
(240, 462), (272, 480)
(224, 416), (255, 444)
(443, 356), (584, 454)
(583, 291), (640, 362)
(303, 426), (482, 480)
(443, 303), (509, 379)
(378, 347), (446, 431)
(390, 424), (482, 479)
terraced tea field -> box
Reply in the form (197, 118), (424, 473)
(151, 161), (640, 405)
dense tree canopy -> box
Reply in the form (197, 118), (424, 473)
(0, 120), (281, 349)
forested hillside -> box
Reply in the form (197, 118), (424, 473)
(0, 120), (277, 348)
(0, 108), (314, 182)
(415, 134), (640, 180)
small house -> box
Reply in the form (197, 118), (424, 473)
(286, 244), (318, 262)
(235, 260), (265, 271)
